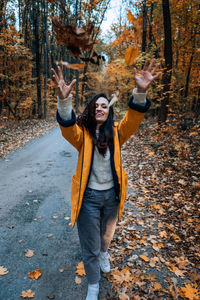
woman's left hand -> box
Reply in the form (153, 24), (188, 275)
(133, 59), (162, 93)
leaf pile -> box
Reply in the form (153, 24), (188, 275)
(107, 117), (200, 299)
(0, 119), (57, 158)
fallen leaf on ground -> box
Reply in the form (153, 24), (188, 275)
(179, 283), (200, 300)
(139, 254), (150, 262)
(21, 290), (35, 298)
(76, 261), (86, 276)
(47, 234), (54, 238)
(75, 276), (82, 284)
(25, 249), (34, 258)
(0, 266), (9, 275)
(28, 269), (42, 280)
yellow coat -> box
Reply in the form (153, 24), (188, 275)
(57, 98), (151, 227)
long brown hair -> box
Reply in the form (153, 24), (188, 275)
(77, 93), (114, 155)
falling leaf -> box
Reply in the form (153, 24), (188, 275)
(75, 261), (86, 276)
(52, 17), (96, 57)
(21, 290), (35, 298)
(28, 269), (42, 280)
(25, 249), (35, 258)
(0, 266), (9, 276)
(57, 61), (85, 71)
(125, 46), (139, 66)
(75, 276), (82, 284)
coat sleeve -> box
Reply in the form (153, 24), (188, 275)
(56, 110), (83, 152)
(118, 96), (151, 147)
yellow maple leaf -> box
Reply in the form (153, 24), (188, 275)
(21, 289), (35, 298)
(76, 261), (86, 276)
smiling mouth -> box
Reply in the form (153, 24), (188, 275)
(96, 113), (104, 117)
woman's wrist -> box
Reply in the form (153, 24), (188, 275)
(136, 87), (147, 93)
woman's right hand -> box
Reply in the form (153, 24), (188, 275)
(51, 66), (76, 100)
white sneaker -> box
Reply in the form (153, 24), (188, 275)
(85, 283), (99, 300)
(99, 252), (110, 273)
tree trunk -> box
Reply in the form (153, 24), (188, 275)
(33, 0), (42, 118)
(42, 0), (49, 119)
(142, 0), (147, 52)
(184, 34), (196, 99)
(158, 0), (173, 123)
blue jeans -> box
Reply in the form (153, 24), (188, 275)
(77, 187), (118, 284)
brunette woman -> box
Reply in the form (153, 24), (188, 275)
(51, 59), (160, 300)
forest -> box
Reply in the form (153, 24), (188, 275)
(0, 0), (199, 122)
(0, 1), (200, 299)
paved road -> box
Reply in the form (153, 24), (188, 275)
(0, 127), (110, 300)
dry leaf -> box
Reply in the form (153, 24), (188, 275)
(8, 225), (14, 229)
(47, 234), (54, 238)
(75, 276), (82, 284)
(153, 282), (162, 291)
(21, 289), (35, 298)
(125, 46), (139, 66)
(0, 266), (9, 276)
(75, 261), (86, 276)
(139, 254), (150, 262)
(119, 291), (130, 300)
(57, 61), (85, 70)
(179, 283), (200, 300)
(28, 269), (42, 280)
(52, 17), (96, 57)
(25, 249), (34, 258)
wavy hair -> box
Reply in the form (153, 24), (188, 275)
(77, 93), (114, 156)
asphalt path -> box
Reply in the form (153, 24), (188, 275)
(0, 126), (110, 300)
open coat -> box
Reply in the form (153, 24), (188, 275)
(57, 96), (151, 227)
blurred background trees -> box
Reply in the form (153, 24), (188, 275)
(0, 0), (199, 123)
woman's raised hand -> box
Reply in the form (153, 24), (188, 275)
(51, 66), (76, 100)
(133, 59), (162, 93)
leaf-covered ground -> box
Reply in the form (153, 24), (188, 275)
(107, 118), (200, 300)
(0, 117), (199, 299)
(0, 119), (57, 158)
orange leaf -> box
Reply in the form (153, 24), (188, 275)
(125, 46), (139, 66)
(57, 61), (85, 70)
(179, 283), (200, 300)
(153, 282), (162, 291)
(139, 254), (149, 262)
(28, 269), (42, 280)
(75, 261), (86, 276)
(126, 9), (136, 24)
(21, 289), (35, 298)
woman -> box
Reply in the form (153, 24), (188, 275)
(51, 60), (160, 300)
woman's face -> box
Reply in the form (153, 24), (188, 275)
(95, 97), (109, 125)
